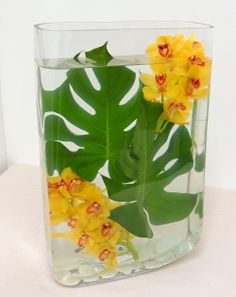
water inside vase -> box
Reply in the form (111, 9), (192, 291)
(37, 56), (208, 286)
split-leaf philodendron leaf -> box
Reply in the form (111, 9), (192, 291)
(103, 102), (197, 238)
(42, 43), (142, 180)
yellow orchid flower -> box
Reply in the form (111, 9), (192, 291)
(47, 168), (120, 227)
(74, 196), (111, 227)
(48, 175), (62, 188)
(140, 72), (165, 102)
(61, 167), (76, 183)
(51, 184), (115, 230)
(174, 60), (211, 100)
(163, 96), (193, 125)
(53, 216), (136, 268)
(52, 219), (104, 248)
(61, 167), (85, 198)
(69, 180), (121, 208)
(48, 167), (76, 189)
(86, 242), (117, 268)
(140, 67), (180, 102)
(142, 33), (212, 132)
(72, 181), (104, 201)
(48, 189), (72, 225)
(53, 216), (131, 245)
(54, 227), (95, 250)
(48, 167), (137, 269)
(48, 167), (85, 200)
(183, 34), (208, 70)
(53, 228), (97, 257)
(146, 34), (188, 65)
(86, 218), (124, 246)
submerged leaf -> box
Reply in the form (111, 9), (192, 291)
(103, 102), (197, 237)
(42, 43), (142, 180)
(111, 202), (153, 238)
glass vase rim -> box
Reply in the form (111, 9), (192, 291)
(34, 21), (214, 32)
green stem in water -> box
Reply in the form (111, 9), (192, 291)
(156, 112), (169, 133)
(118, 240), (139, 260)
(118, 250), (130, 257)
(161, 94), (164, 104)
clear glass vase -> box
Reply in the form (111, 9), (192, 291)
(35, 21), (213, 286)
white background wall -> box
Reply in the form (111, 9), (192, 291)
(0, 0), (235, 189)
(0, 85), (7, 173)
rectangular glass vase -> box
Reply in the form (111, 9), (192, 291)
(35, 21), (213, 286)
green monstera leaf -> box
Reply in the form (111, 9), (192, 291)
(42, 43), (142, 180)
(103, 102), (197, 238)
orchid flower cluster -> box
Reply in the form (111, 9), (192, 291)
(140, 34), (211, 130)
(48, 168), (136, 268)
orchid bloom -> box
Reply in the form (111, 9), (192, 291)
(48, 167), (135, 268)
(141, 34), (211, 128)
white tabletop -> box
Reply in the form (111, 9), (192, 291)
(0, 164), (235, 297)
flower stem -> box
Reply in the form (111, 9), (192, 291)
(118, 240), (139, 260)
(156, 112), (169, 133)
(161, 94), (164, 104)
